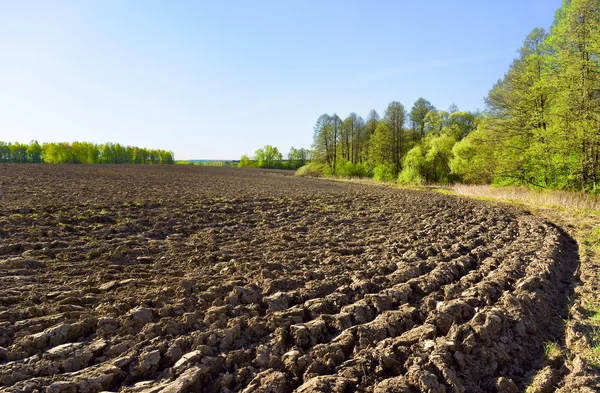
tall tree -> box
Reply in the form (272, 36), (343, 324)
(369, 102), (407, 176)
(26, 141), (42, 163)
(312, 114), (341, 173)
(485, 27), (554, 186)
(424, 110), (449, 134)
(287, 147), (310, 169)
(387, 101), (407, 175)
(365, 110), (380, 136)
(341, 113), (365, 164)
(362, 110), (380, 163)
(548, 0), (600, 191)
(254, 145), (283, 168)
(409, 98), (436, 141)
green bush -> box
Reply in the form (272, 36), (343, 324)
(372, 164), (395, 182)
(336, 161), (371, 178)
(398, 166), (424, 185)
(238, 155), (255, 168)
(296, 162), (325, 177)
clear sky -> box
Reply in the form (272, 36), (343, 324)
(0, 0), (561, 160)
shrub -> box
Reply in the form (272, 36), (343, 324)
(372, 164), (395, 182)
(336, 161), (371, 178)
(238, 155), (255, 168)
(398, 166), (424, 185)
(296, 162), (325, 177)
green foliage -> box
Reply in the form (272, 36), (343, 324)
(303, 1), (600, 192)
(460, 0), (600, 193)
(372, 164), (395, 182)
(446, 111), (479, 140)
(287, 147), (311, 169)
(336, 161), (371, 178)
(295, 162), (325, 177)
(238, 155), (256, 168)
(339, 113), (367, 165)
(177, 160), (232, 167)
(403, 146), (425, 172)
(424, 110), (448, 134)
(238, 145), (288, 169)
(423, 134), (456, 184)
(309, 100), (480, 184)
(312, 114), (342, 173)
(0, 141), (174, 164)
(449, 128), (495, 184)
(26, 141), (42, 163)
(398, 166), (424, 185)
(410, 98), (435, 141)
(254, 145), (283, 168)
(383, 101), (408, 176)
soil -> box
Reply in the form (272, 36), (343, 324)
(0, 164), (580, 392)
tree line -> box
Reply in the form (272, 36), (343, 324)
(453, 0), (600, 192)
(238, 145), (311, 170)
(310, 102), (478, 183)
(0, 141), (174, 164)
(278, 0), (598, 192)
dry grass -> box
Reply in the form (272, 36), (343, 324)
(450, 184), (600, 211)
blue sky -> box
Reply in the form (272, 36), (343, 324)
(0, 0), (561, 160)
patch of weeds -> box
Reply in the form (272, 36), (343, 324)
(591, 346), (600, 366)
(544, 341), (562, 361)
(588, 327), (600, 368)
(583, 226), (600, 251)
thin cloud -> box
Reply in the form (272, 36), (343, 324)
(354, 49), (515, 82)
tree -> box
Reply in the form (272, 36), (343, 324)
(424, 110), (448, 135)
(10, 142), (28, 163)
(547, 0), (600, 191)
(26, 141), (42, 163)
(368, 102), (408, 177)
(287, 147), (310, 169)
(238, 155), (255, 168)
(484, 27), (555, 187)
(312, 113), (341, 173)
(369, 121), (393, 167)
(0, 141), (174, 165)
(446, 111), (479, 140)
(450, 127), (496, 184)
(254, 145), (283, 168)
(384, 101), (407, 176)
(0, 142), (8, 162)
(423, 133), (456, 183)
(362, 110), (380, 164)
(409, 98), (436, 141)
(365, 110), (380, 136)
(340, 113), (365, 164)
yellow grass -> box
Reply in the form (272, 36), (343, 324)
(450, 184), (600, 211)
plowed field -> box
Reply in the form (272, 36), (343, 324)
(0, 165), (578, 392)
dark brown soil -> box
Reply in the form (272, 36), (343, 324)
(0, 164), (579, 393)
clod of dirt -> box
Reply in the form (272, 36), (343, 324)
(495, 376), (518, 393)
